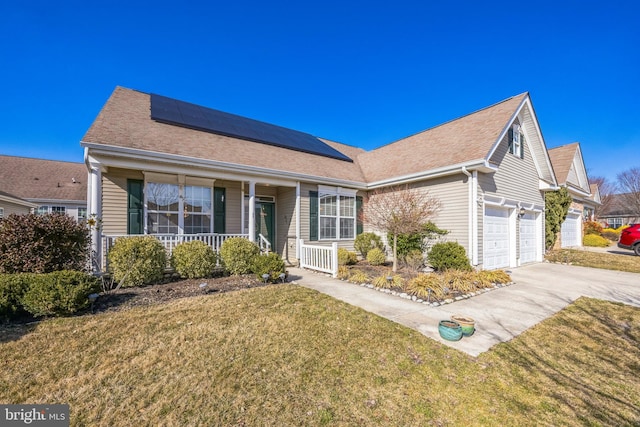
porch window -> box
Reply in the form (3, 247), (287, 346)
(318, 188), (356, 240)
(147, 183), (180, 234)
(146, 182), (213, 235)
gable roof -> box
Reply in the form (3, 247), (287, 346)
(548, 142), (590, 196)
(357, 93), (557, 187)
(82, 87), (368, 185)
(0, 155), (87, 202)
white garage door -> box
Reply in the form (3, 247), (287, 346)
(561, 214), (581, 247)
(484, 207), (510, 270)
(519, 212), (538, 264)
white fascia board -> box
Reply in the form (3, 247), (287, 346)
(0, 195), (38, 208)
(82, 142), (368, 190)
(27, 198), (86, 205)
(366, 160), (495, 189)
(539, 180), (560, 191)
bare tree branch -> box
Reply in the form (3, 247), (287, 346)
(617, 167), (640, 217)
(589, 176), (617, 219)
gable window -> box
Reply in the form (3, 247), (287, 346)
(509, 124), (524, 158)
(318, 186), (356, 240)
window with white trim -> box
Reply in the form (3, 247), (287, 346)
(509, 124), (523, 158)
(146, 181), (213, 235)
(318, 187), (356, 240)
(0, 208), (3, 219)
(78, 207), (87, 223)
(51, 206), (65, 214)
(608, 217), (623, 229)
(36, 206), (48, 215)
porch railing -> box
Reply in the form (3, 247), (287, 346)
(299, 240), (338, 278)
(100, 233), (250, 271)
(258, 233), (272, 253)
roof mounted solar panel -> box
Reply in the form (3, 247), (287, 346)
(150, 93), (352, 162)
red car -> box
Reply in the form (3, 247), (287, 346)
(618, 224), (640, 256)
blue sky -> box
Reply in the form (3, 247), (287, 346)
(0, 1), (638, 184)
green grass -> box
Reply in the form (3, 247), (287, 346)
(546, 249), (640, 273)
(1, 286), (639, 426)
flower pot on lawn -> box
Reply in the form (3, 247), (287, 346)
(438, 320), (463, 341)
(451, 315), (475, 336)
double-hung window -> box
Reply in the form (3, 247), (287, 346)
(318, 186), (356, 240)
(509, 123), (524, 158)
(145, 174), (214, 235)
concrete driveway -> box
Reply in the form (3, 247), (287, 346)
(290, 263), (640, 357)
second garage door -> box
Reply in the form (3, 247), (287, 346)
(519, 212), (538, 264)
(561, 214), (581, 247)
(484, 207), (510, 270)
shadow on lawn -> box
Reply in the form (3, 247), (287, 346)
(491, 298), (640, 425)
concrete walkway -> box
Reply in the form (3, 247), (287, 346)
(288, 263), (640, 357)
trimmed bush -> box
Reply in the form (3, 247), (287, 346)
(601, 228), (620, 241)
(404, 249), (424, 271)
(251, 253), (286, 283)
(171, 240), (218, 279)
(583, 234), (610, 247)
(0, 274), (33, 320)
(21, 271), (100, 317)
(338, 248), (357, 266)
(108, 236), (167, 287)
(219, 237), (260, 275)
(366, 247), (387, 266)
(428, 242), (472, 272)
(0, 213), (90, 274)
(583, 220), (603, 236)
(354, 232), (383, 258)
(397, 222), (449, 260)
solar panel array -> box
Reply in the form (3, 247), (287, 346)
(150, 94), (352, 162)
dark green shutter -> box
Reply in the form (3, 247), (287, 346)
(520, 133), (525, 159)
(507, 127), (514, 155)
(127, 179), (144, 235)
(309, 190), (318, 241)
(214, 187), (225, 233)
(356, 196), (363, 235)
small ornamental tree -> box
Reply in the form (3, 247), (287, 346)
(545, 188), (573, 249)
(0, 213), (90, 273)
(361, 185), (440, 272)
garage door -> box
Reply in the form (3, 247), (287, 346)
(561, 214), (581, 247)
(519, 212), (538, 264)
(484, 207), (510, 270)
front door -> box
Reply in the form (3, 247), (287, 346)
(255, 202), (275, 249)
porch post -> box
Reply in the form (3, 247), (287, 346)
(88, 161), (102, 272)
(296, 181), (301, 260)
(248, 180), (256, 242)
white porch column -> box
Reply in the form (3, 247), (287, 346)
(248, 180), (256, 242)
(88, 162), (102, 271)
(296, 181), (301, 259)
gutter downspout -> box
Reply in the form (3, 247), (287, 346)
(461, 167), (474, 265)
(471, 170), (478, 266)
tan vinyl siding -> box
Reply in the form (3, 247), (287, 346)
(102, 168), (143, 234)
(217, 180), (242, 234)
(483, 128), (544, 206)
(276, 186), (297, 262)
(411, 174), (469, 250)
(0, 201), (31, 216)
(299, 182), (315, 242)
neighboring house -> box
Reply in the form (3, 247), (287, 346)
(548, 143), (599, 248)
(0, 190), (38, 219)
(0, 155), (88, 222)
(82, 87), (558, 271)
(599, 193), (640, 228)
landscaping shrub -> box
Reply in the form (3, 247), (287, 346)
(0, 213), (90, 274)
(219, 237), (260, 275)
(476, 270), (512, 286)
(406, 274), (445, 300)
(372, 272), (404, 289)
(251, 253), (286, 283)
(170, 240), (218, 279)
(428, 242), (472, 272)
(545, 188), (572, 249)
(336, 265), (350, 280)
(348, 270), (370, 284)
(366, 247), (387, 266)
(338, 248), (357, 266)
(21, 271), (100, 317)
(442, 270), (476, 293)
(354, 232), (383, 258)
(108, 236), (167, 287)
(404, 249), (424, 271)
(397, 222), (449, 260)
(601, 228), (620, 241)
(583, 220), (603, 236)
(0, 273), (33, 320)
(583, 234), (610, 247)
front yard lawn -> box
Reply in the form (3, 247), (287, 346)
(1, 286), (638, 426)
(546, 248), (640, 273)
